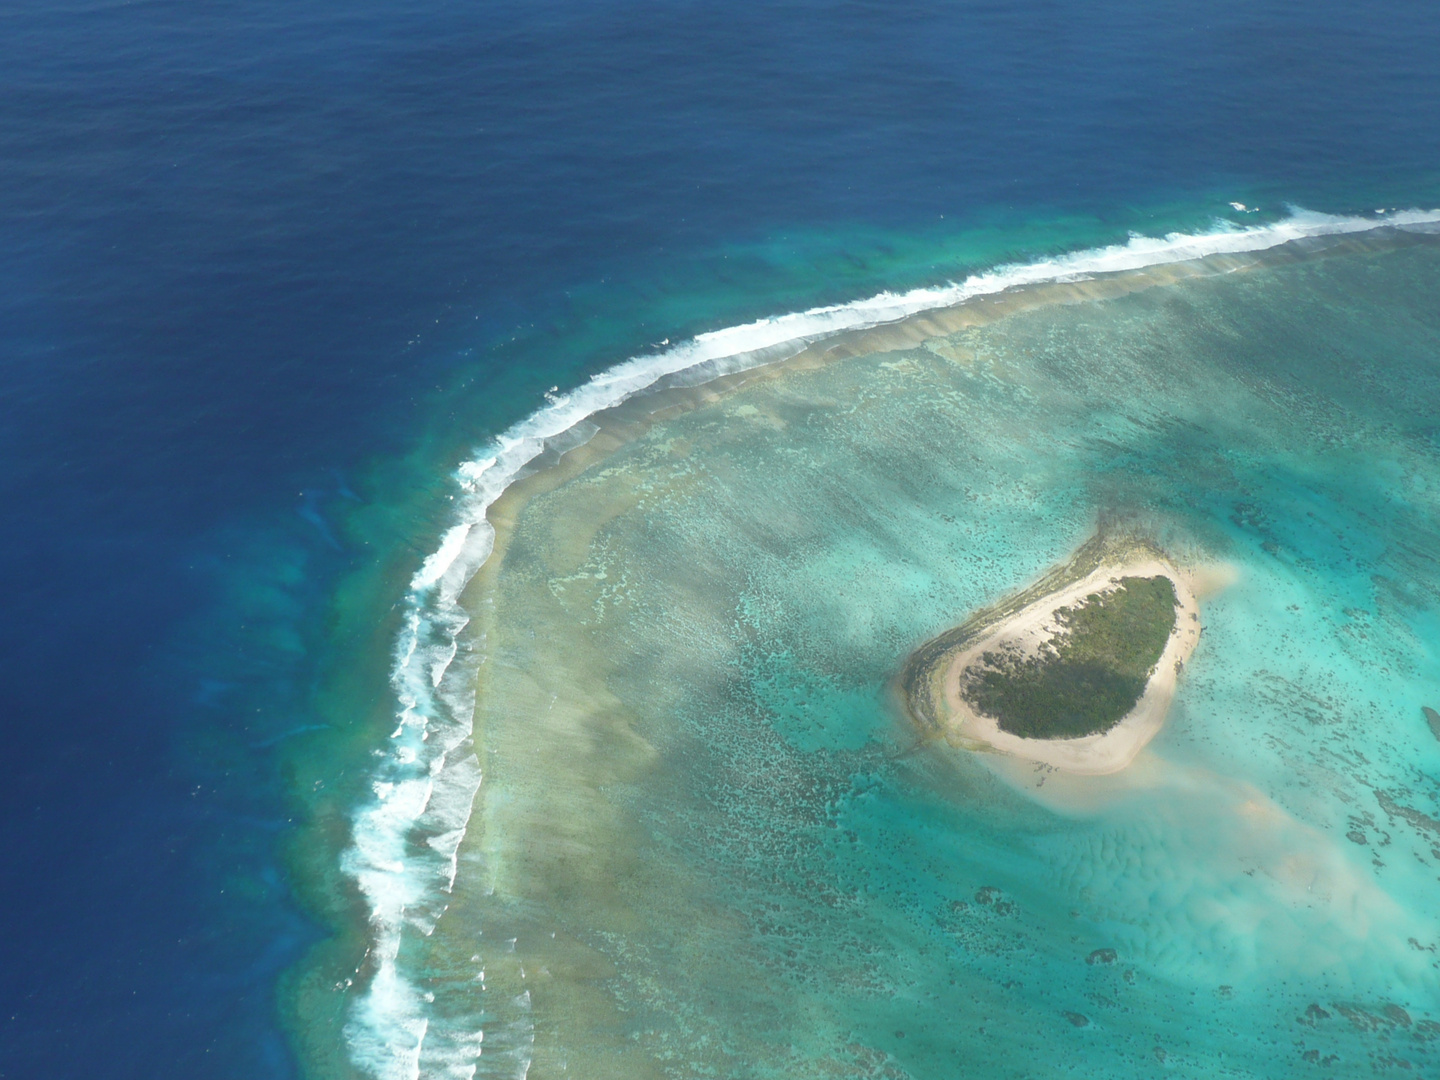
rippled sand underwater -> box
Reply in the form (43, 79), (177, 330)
(416, 236), (1440, 1078)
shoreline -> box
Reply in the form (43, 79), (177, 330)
(928, 552), (1202, 775)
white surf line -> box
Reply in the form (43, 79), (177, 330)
(339, 205), (1440, 1080)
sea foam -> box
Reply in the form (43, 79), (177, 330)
(339, 206), (1440, 1080)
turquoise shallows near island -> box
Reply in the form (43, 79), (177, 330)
(296, 214), (1440, 1080)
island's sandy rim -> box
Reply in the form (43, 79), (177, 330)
(901, 536), (1203, 775)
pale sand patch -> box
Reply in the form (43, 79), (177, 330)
(931, 556), (1203, 775)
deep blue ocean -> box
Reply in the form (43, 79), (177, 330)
(3, 1), (1440, 1077)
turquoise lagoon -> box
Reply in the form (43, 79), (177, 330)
(316, 216), (1440, 1079)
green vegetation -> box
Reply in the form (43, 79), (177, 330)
(963, 575), (1178, 739)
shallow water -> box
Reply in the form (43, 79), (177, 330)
(338, 233), (1440, 1079)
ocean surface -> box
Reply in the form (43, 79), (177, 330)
(3, 2), (1440, 1078)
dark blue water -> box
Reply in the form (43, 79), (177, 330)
(2, 1), (1439, 1076)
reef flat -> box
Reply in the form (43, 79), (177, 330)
(324, 220), (1440, 1080)
(901, 533), (1201, 773)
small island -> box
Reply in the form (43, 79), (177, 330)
(964, 574), (1178, 739)
(901, 534), (1202, 774)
